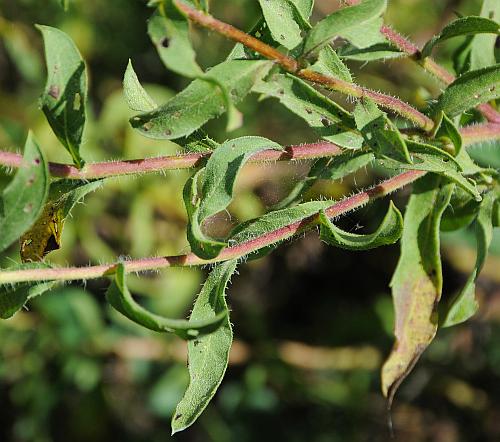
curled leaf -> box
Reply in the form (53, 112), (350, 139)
(185, 136), (282, 259)
(319, 201), (403, 250)
(106, 263), (228, 339)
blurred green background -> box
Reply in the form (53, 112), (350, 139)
(0, 0), (499, 440)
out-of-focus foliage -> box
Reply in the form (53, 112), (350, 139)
(0, 0), (499, 440)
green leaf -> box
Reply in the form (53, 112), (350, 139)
(441, 187), (481, 231)
(320, 201), (403, 250)
(338, 16), (387, 48)
(381, 175), (454, 404)
(380, 144), (480, 201)
(421, 16), (499, 59)
(59, 0), (69, 11)
(354, 99), (412, 163)
(20, 180), (103, 262)
(230, 199), (334, 258)
(310, 46), (353, 82)
(185, 136), (282, 259)
(434, 64), (500, 117)
(432, 112), (463, 156)
(37, 25), (87, 168)
(106, 263), (228, 339)
(288, 0), (314, 28)
(303, 0), (387, 56)
(123, 60), (157, 112)
(130, 60), (272, 139)
(0, 264), (56, 319)
(0, 132), (49, 254)
(149, 6), (203, 78)
(258, 0), (303, 50)
(441, 191), (496, 327)
(253, 73), (363, 149)
(338, 42), (403, 61)
(171, 260), (237, 434)
(470, 0), (500, 70)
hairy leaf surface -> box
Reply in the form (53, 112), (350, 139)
(106, 263), (227, 339)
(319, 201), (403, 250)
(171, 260), (237, 434)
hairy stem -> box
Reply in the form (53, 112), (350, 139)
(0, 170), (425, 284)
(0, 142), (343, 180)
(174, 0), (434, 131)
(1, 124), (497, 179)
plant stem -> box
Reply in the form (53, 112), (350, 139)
(0, 170), (425, 284)
(0, 124), (497, 179)
(342, 0), (500, 123)
(0, 141), (343, 180)
(174, 0), (434, 131)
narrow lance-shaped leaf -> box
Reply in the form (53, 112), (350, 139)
(382, 175), (454, 404)
(302, 0), (387, 56)
(354, 98), (412, 163)
(379, 143), (481, 201)
(441, 191), (496, 327)
(319, 201), (403, 250)
(421, 16), (499, 59)
(0, 263), (56, 319)
(338, 42), (403, 61)
(171, 260), (237, 434)
(258, 0), (303, 50)
(288, 0), (314, 28)
(253, 73), (363, 149)
(185, 137), (282, 259)
(230, 199), (334, 259)
(434, 64), (500, 117)
(0, 132), (49, 253)
(148, 6), (203, 78)
(130, 60), (272, 139)
(123, 60), (157, 112)
(37, 25), (87, 168)
(20, 180), (102, 262)
(106, 263), (228, 339)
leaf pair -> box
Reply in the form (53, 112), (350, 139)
(105, 260), (238, 434)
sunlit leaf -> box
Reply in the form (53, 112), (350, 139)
(130, 60), (272, 139)
(434, 64), (500, 117)
(258, 0), (303, 50)
(37, 25), (87, 168)
(123, 60), (157, 112)
(0, 132), (49, 254)
(421, 16), (499, 59)
(303, 0), (387, 56)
